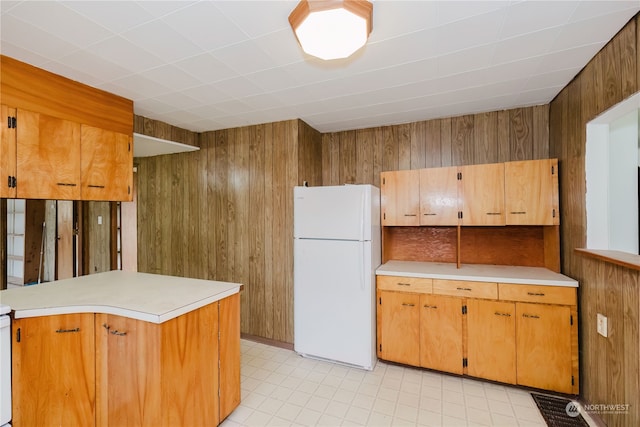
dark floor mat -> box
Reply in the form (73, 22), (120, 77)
(531, 393), (591, 427)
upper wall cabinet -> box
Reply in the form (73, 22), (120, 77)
(0, 55), (133, 202)
(17, 109), (82, 200)
(505, 159), (559, 226)
(0, 104), (17, 198)
(459, 163), (505, 226)
(81, 126), (132, 201)
(381, 170), (420, 226)
(381, 160), (559, 227)
(419, 166), (458, 226)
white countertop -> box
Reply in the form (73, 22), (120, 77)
(0, 271), (241, 323)
(377, 260), (578, 287)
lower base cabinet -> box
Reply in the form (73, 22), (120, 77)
(12, 293), (240, 427)
(377, 291), (420, 366)
(466, 299), (516, 384)
(377, 277), (579, 394)
(419, 294), (463, 375)
(516, 302), (574, 393)
(12, 313), (96, 427)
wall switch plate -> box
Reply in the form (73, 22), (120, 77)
(597, 313), (608, 337)
(98, 215), (103, 225)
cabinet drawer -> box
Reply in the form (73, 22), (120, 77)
(498, 284), (576, 305)
(377, 276), (432, 293)
(433, 279), (497, 299)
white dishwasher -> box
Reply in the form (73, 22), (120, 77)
(0, 304), (10, 427)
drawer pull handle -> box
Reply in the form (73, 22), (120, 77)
(510, 211), (527, 215)
(423, 213), (437, 216)
(456, 287), (472, 291)
(402, 303), (415, 307)
(494, 312), (511, 317)
(56, 328), (80, 333)
(56, 182), (77, 187)
(397, 282), (411, 286)
(404, 214), (417, 217)
(103, 323), (127, 336)
(424, 304), (438, 309)
(486, 212), (501, 215)
(88, 184), (105, 189)
(527, 292), (545, 296)
(522, 314), (540, 319)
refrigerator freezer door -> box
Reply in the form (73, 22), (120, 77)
(294, 238), (376, 370)
(294, 185), (372, 241)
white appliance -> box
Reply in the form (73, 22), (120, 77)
(293, 184), (381, 370)
(0, 304), (11, 427)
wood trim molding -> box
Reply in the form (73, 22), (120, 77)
(575, 248), (640, 271)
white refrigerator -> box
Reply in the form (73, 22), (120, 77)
(293, 184), (381, 370)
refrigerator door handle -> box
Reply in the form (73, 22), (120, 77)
(359, 242), (365, 290)
(360, 191), (366, 241)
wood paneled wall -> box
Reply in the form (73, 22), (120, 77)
(133, 116), (200, 148)
(549, 15), (639, 426)
(136, 119), (321, 343)
(321, 106), (549, 187)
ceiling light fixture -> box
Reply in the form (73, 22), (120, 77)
(288, 0), (373, 61)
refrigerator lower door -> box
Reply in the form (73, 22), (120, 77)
(294, 238), (376, 370)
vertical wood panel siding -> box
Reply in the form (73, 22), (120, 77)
(549, 15), (639, 426)
(136, 119), (320, 344)
(321, 105), (550, 185)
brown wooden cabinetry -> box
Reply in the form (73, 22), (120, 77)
(96, 303), (219, 426)
(419, 166), (458, 226)
(516, 303), (574, 393)
(376, 273), (579, 394)
(381, 170), (420, 226)
(1, 56), (133, 202)
(0, 104), (17, 198)
(505, 159), (559, 225)
(81, 125), (133, 201)
(459, 163), (505, 226)
(466, 299), (516, 384)
(377, 290), (420, 365)
(16, 109), (82, 200)
(12, 294), (241, 427)
(419, 294), (463, 374)
(12, 313), (96, 427)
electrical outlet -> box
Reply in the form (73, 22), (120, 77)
(597, 313), (608, 337)
(98, 215), (103, 225)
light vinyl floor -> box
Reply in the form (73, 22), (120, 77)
(221, 339), (563, 427)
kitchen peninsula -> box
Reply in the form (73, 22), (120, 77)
(0, 271), (241, 427)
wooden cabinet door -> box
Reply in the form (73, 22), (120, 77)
(96, 314), (162, 427)
(419, 166), (459, 225)
(377, 291), (420, 365)
(466, 299), (516, 384)
(516, 303), (573, 393)
(505, 159), (559, 225)
(81, 125), (132, 201)
(381, 170), (420, 225)
(1, 105), (17, 198)
(96, 303), (220, 427)
(219, 293), (241, 422)
(12, 314), (95, 427)
(419, 294), (463, 374)
(459, 163), (505, 225)
(16, 109), (81, 200)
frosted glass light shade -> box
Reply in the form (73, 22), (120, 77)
(289, 0), (373, 61)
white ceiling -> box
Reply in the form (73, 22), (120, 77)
(1, 1), (639, 134)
